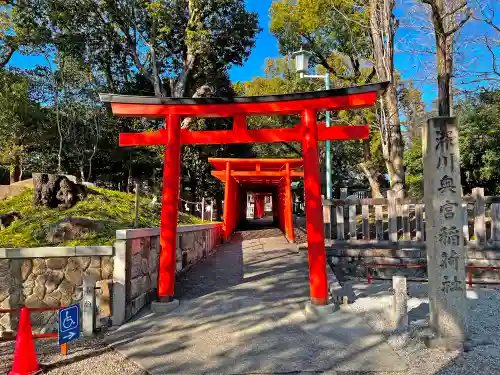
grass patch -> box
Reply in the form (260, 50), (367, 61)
(0, 187), (208, 247)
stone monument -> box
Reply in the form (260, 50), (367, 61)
(423, 117), (466, 348)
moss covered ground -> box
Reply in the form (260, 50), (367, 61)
(0, 187), (206, 247)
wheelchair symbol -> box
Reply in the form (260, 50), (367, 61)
(59, 306), (78, 332)
(62, 311), (76, 330)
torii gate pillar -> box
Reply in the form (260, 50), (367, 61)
(158, 114), (182, 300)
(302, 109), (328, 303)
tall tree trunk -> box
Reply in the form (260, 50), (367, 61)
(369, 0), (405, 198)
(9, 163), (20, 184)
(423, 0), (470, 116)
(79, 163), (86, 182)
(432, 6), (452, 117)
(359, 139), (383, 197)
(382, 86), (405, 197)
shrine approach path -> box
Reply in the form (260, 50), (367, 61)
(105, 220), (406, 374)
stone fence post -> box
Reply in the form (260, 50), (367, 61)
(423, 117), (466, 348)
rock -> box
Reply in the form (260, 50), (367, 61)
(85, 268), (101, 279)
(36, 275), (47, 286)
(57, 279), (74, 297)
(0, 212), (21, 229)
(45, 217), (103, 244)
(78, 256), (91, 270)
(0, 313), (12, 331)
(32, 259), (47, 275)
(101, 257), (113, 279)
(33, 173), (87, 209)
(72, 289), (83, 301)
(141, 258), (149, 274)
(65, 268), (83, 286)
(61, 294), (72, 307)
(89, 256), (101, 268)
(33, 285), (46, 300)
(46, 258), (67, 270)
(131, 254), (142, 278)
(25, 294), (44, 308)
(43, 295), (60, 308)
(47, 290), (62, 301)
(9, 290), (22, 307)
(20, 260), (32, 281)
(131, 278), (140, 299)
(45, 270), (64, 293)
(96, 280), (112, 317)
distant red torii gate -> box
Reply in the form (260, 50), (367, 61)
(100, 82), (387, 306)
(209, 158), (304, 242)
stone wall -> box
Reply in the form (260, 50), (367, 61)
(328, 247), (500, 281)
(0, 223), (224, 334)
(113, 223), (223, 325)
(0, 246), (113, 335)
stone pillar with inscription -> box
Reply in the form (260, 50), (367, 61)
(423, 117), (466, 347)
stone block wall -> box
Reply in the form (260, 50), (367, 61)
(0, 223), (224, 334)
(0, 246), (114, 334)
(113, 223), (223, 325)
(328, 246), (500, 281)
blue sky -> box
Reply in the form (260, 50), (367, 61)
(228, 0), (500, 107)
(8, 0), (500, 107)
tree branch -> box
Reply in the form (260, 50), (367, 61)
(0, 46), (15, 69)
(486, 37), (500, 77)
(445, 13), (471, 37)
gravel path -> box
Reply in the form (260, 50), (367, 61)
(0, 332), (146, 375)
(0, 224), (293, 375)
(344, 279), (500, 374)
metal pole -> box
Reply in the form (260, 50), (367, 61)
(201, 197), (205, 222)
(324, 73), (332, 200)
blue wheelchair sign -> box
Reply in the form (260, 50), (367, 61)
(58, 304), (80, 345)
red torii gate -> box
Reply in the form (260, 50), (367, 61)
(100, 82), (387, 306)
(208, 158), (304, 242)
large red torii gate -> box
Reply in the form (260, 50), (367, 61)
(100, 82), (387, 307)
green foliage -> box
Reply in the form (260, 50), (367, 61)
(7, 0), (260, 96)
(270, 0), (372, 83)
(0, 69), (44, 181)
(457, 89), (500, 194)
(0, 187), (205, 248)
(403, 136), (423, 199)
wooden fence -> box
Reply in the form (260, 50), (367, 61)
(322, 187), (500, 249)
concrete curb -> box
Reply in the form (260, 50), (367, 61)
(151, 299), (180, 314)
(304, 302), (335, 321)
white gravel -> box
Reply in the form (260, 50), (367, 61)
(0, 331), (146, 375)
(345, 279), (500, 374)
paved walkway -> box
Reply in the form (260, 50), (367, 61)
(106, 225), (407, 374)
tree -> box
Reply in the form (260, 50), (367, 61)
(0, 69), (42, 183)
(270, 0), (403, 196)
(8, 0), (260, 100)
(471, 1), (500, 81)
(368, 0), (405, 197)
(238, 57), (382, 194)
(420, 0), (471, 116)
(456, 89), (500, 194)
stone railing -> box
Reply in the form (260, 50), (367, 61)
(0, 246), (114, 335)
(0, 222), (224, 334)
(113, 223), (223, 325)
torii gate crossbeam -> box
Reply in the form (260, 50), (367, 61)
(100, 82), (387, 307)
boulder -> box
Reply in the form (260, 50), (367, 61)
(0, 212), (21, 229)
(45, 217), (103, 244)
(33, 173), (87, 209)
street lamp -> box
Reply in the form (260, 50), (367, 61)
(292, 49), (333, 200)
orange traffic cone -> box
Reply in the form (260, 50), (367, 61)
(9, 307), (41, 375)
